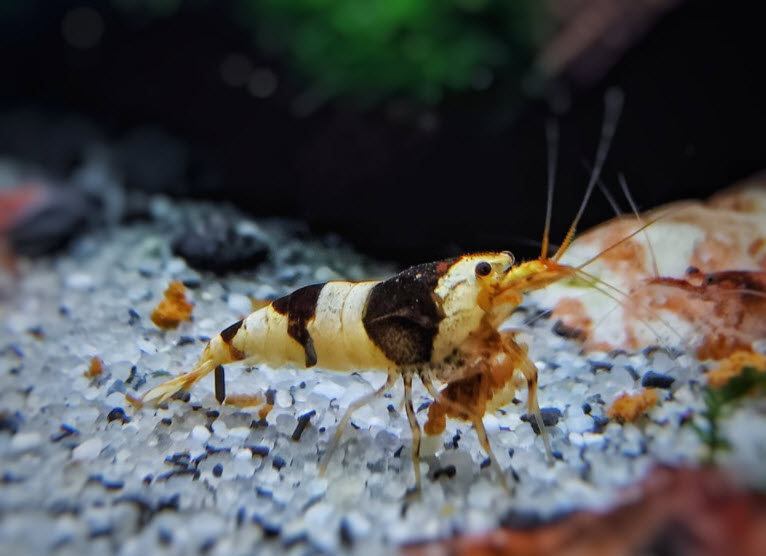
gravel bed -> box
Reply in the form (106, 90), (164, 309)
(1, 197), (764, 555)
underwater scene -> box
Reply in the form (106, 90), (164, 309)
(1, 2), (765, 554)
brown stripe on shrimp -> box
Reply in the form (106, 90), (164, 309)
(272, 283), (324, 367)
(363, 258), (457, 365)
(220, 319), (246, 361)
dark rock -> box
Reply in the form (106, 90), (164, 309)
(591, 414), (610, 433)
(553, 320), (583, 339)
(431, 464), (457, 480)
(8, 187), (95, 257)
(165, 452), (191, 468)
(212, 463), (223, 477)
(339, 518), (354, 548)
(106, 407), (130, 423)
(272, 456), (286, 470)
(158, 528), (173, 546)
(642, 371), (675, 389)
(249, 445), (270, 458)
(252, 515), (281, 538)
(0, 411), (22, 434)
(291, 410), (316, 441)
(171, 218), (269, 274)
(51, 424), (79, 442)
(523, 407), (562, 434)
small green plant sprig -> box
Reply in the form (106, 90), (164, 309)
(692, 366), (766, 465)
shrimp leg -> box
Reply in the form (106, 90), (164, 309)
(420, 372), (512, 493)
(500, 331), (554, 462)
(319, 371), (398, 475)
(402, 373), (423, 495)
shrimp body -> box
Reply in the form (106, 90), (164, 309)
(142, 251), (557, 492)
(144, 253), (520, 402)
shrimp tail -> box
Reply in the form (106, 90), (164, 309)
(142, 333), (237, 404)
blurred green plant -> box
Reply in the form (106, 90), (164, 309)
(245, 0), (548, 105)
(113, 0), (549, 107)
(691, 366), (766, 465)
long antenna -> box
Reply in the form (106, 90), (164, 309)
(553, 87), (624, 262)
(619, 173), (661, 279)
(541, 119), (559, 259)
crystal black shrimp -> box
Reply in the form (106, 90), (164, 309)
(143, 91), (634, 494)
(143, 252), (558, 493)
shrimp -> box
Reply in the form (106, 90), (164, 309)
(142, 90), (634, 494)
(142, 251), (546, 493)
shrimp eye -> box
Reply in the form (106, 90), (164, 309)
(475, 261), (492, 277)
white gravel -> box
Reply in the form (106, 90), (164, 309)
(1, 197), (764, 554)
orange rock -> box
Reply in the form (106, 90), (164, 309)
(606, 389), (659, 423)
(85, 356), (104, 378)
(150, 280), (194, 329)
(706, 350), (766, 388)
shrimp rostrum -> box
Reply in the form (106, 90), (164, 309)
(142, 251), (573, 493)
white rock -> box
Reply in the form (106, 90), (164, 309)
(10, 432), (41, 453)
(191, 425), (211, 443)
(72, 438), (103, 461)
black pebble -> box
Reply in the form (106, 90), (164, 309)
(128, 308), (140, 325)
(156, 493), (180, 512)
(591, 414), (610, 433)
(252, 515), (281, 537)
(214, 365), (225, 404)
(158, 529), (173, 546)
(339, 518), (354, 548)
(107, 407), (130, 424)
(641, 371), (675, 389)
(431, 464), (457, 480)
(582, 403), (592, 414)
(552, 320), (583, 339)
(272, 456), (286, 470)
(523, 407), (562, 434)
(212, 463), (223, 477)
(249, 445), (270, 458)
(165, 452), (191, 468)
(291, 410), (316, 441)
(265, 389), (276, 405)
(51, 424), (79, 442)
(0, 412), (21, 434)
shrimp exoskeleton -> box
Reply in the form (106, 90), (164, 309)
(143, 251), (559, 493)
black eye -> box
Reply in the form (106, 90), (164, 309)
(475, 261), (492, 276)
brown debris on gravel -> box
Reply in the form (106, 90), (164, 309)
(707, 350), (766, 388)
(150, 280), (194, 329)
(606, 389), (659, 423)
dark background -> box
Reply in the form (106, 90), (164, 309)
(1, 0), (764, 263)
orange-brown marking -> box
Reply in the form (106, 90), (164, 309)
(424, 327), (519, 435)
(150, 281), (194, 329)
